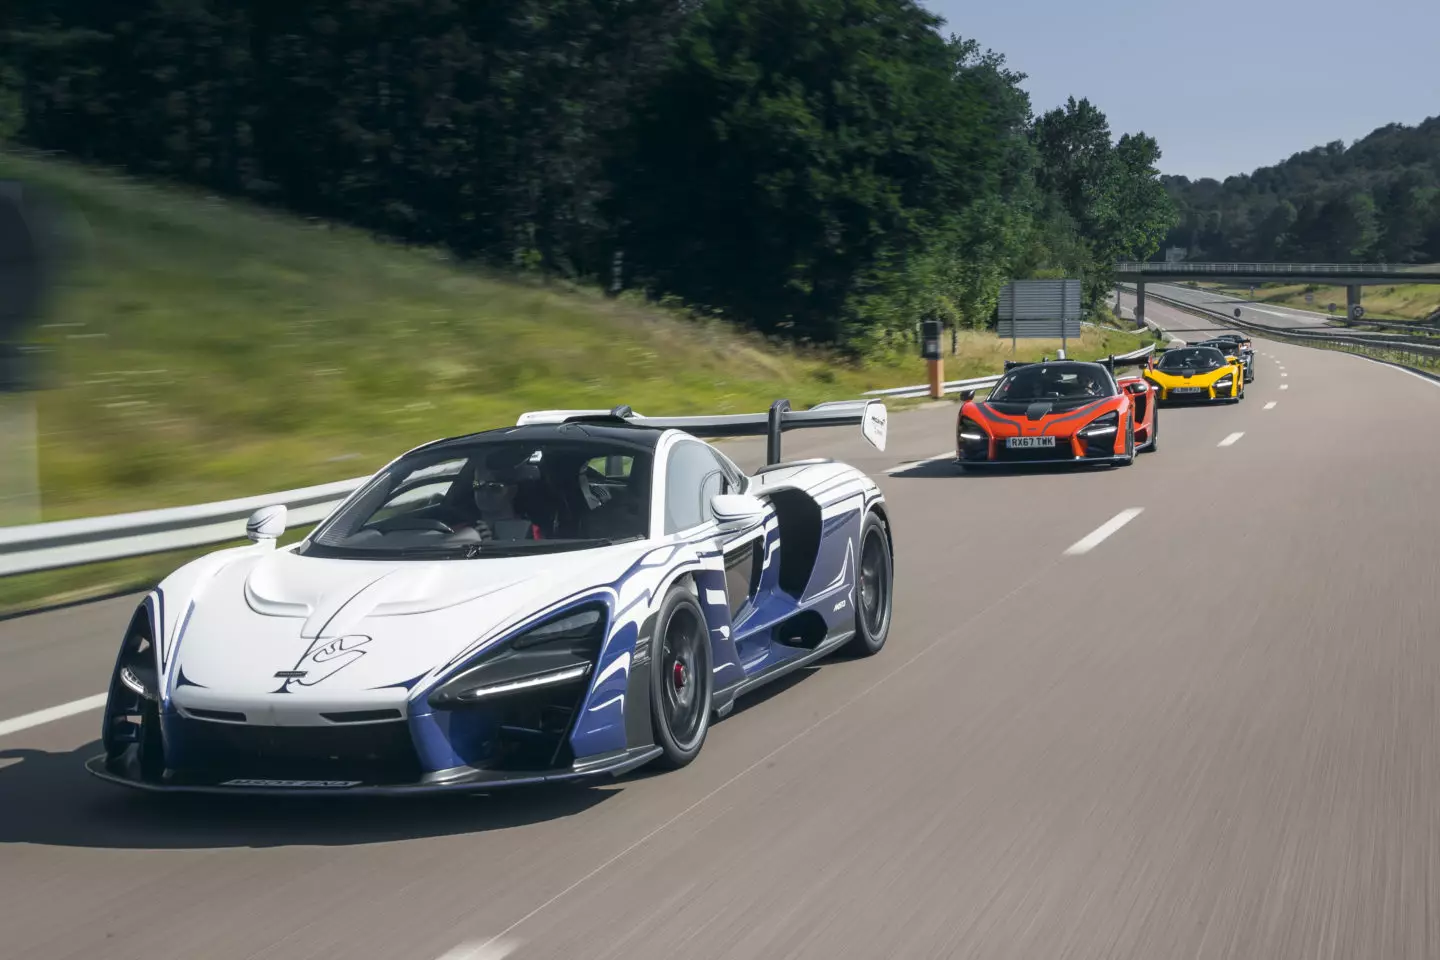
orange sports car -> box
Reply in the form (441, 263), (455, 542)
(955, 355), (1158, 468)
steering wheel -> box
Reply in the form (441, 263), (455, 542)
(371, 516), (456, 535)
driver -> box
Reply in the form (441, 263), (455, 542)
(458, 451), (545, 540)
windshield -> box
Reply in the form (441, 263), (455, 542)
(988, 364), (1115, 403)
(298, 438), (653, 560)
(1158, 348), (1226, 372)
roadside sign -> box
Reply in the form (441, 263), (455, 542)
(1350, 304), (1365, 321)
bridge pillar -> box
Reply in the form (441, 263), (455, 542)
(1346, 285), (1361, 323)
(1134, 280), (1147, 330)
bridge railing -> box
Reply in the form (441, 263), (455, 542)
(1114, 261), (1438, 277)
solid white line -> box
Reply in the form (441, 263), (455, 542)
(0, 693), (107, 739)
(434, 939), (522, 960)
(1218, 432), (1245, 447)
(1263, 401), (1277, 410)
(1063, 508), (1144, 557)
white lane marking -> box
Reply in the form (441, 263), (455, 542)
(1218, 432), (1245, 447)
(1063, 508), (1144, 557)
(1280, 384), (1289, 390)
(1263, 401), (1277, 410)
(1280, 372), (1288, 377)
(883, 450), (956, 475)
(0, 693), (108, 739)
(435, 939), (522, 960)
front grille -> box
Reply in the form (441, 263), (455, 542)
(169, 716), (423, 784)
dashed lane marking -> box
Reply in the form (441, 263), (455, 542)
(1218, 432), (1245, 447)
(1063, 508), (1144, 557)
(0, 693), (108, 739)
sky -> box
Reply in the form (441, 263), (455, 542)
(924, 0), (1440, 181)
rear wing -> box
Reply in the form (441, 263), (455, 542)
(516, 399), (887, 465)
(1103, 352), (1153, 373)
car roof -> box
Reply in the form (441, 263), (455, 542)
(1003, 359), (1109, 373)
(410, 419), (668, 458)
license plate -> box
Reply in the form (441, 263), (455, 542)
(1171, 387), (1205, 394)
(1006, 436), (1055, 449)
(221, 778), (362, 788)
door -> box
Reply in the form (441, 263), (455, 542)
(662, 440), (771, 668)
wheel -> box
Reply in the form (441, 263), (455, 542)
(648, 585), (712, 769)
(845, 511), (894, 656)
(1142, 405), (1158, 453)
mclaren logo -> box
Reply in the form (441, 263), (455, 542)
(281, 635), (372, 687)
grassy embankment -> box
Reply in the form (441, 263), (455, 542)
(0, 149), (1155, 614)
(1197, 281), (1440, 323)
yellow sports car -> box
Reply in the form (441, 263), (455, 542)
(1144, 345), (1245, 403)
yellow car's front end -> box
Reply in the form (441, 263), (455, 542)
(1145, 347), (1245, 403)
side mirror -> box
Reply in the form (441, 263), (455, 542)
(711, 494), (766, 529)
(959, 389), (977, 402)
(246, 504), (287, 544)
(1125, 381), (1148, 396)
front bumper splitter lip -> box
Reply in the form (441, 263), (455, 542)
(84, 745), (663, 797)
(957, 454), (1128, 468)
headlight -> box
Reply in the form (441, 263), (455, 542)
(428, 604), (607, 708)
(958, 417), (987, 442)
(1214, 375), (1233, 389)
(1078, 411), (1119, 437)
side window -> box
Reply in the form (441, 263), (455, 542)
(664, 441), (728, 534)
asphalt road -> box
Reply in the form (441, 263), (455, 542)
(6, 330), (1440, 959)
(1142, 281), (1341, 331)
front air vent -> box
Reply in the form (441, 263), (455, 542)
(321, 709), (404, 724)
(187, 708), (248, 723)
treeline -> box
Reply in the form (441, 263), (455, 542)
(1162, 116), (1440, 263)
(3, 0), (1174, 349)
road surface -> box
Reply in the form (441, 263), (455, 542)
(5, 327), (1440, 959)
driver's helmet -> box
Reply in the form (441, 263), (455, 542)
(472, 449), (540, 516)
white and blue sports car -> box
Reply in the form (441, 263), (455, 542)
(93, 400), (893, 794)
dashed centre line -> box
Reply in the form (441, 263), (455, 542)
(1263, 401), (1277, 410)
(1280, 384), (1289, 390)
(0, 693), (107, 739)
(1064, 508), (1144, 556)
(1218, 432), (1245, 447)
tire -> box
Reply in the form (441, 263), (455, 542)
(1142, 405), (1158, 453)
(844, 511), (894, 657)
(648, 585), (713, 770)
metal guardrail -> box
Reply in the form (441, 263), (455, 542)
(1141, 289), (1440, 365)
(1, 345), (1155, 577)
(865, 344), (1155, 400)
(0, 477), (367, 577)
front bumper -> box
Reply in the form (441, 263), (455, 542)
(85, 743), (661, 796)
(1155, 386), (1234, 403)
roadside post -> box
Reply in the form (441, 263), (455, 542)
(921, 319), (943, 398)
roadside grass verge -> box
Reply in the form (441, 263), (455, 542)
(0, 149), (1155, 615)
(1198, 281), (1440, 324)
(3, 149), (1152, 523)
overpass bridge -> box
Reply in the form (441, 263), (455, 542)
(1113, 261), (1440, 325)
